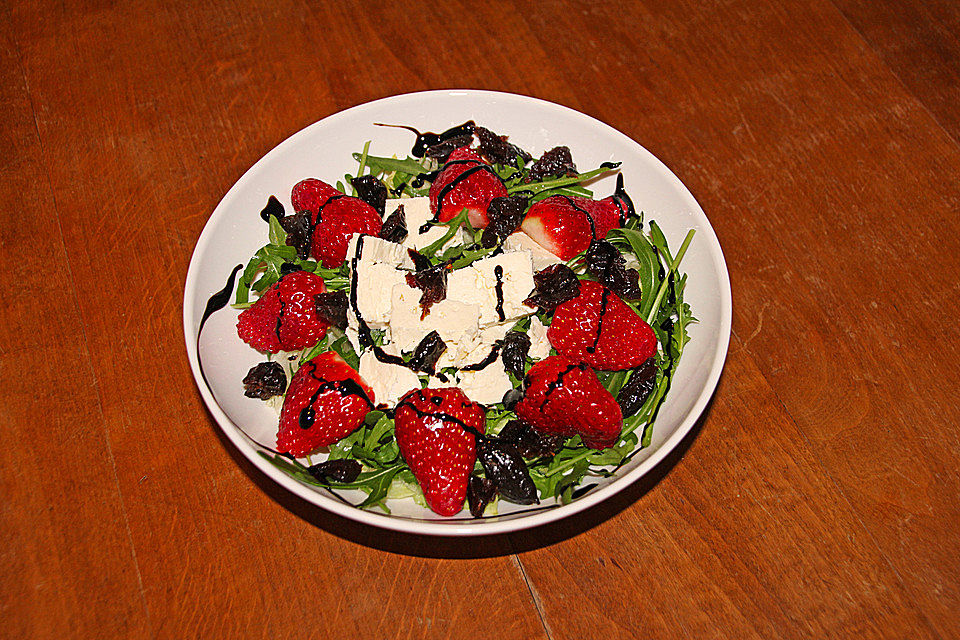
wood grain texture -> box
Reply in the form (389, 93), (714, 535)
(1, 0), (959, 638)
(834, 0), (960, 143)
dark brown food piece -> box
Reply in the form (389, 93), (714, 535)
(526, 146), (578, 182)
(467, 474), (497, 517)
(523, 264), (581, 313)
(242, 361), (287, 399)
(585, 239), (642, 299)
(501, 331), (531, 378)
(476, 438), (539, 505)
(350, 175), (387, 215)
(423, 133), (474, 162)
(407, 330), (447, 374)
(498, 420), (565, 459)
(307, 458), (363, 483)
(281, 210), (313, 259)
(314, 290), (349, 329)
(616, 357), (658, 416)
(476, 126), (532, 166)
(379, 204), (408, 243)
(405, 260), (450, 318)
(481, 194), (529, 248)
(260, 195), (285, 223)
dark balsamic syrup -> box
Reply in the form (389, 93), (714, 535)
(538, 362), (586, 411)
(196, 264), (243, 390)
(260, 195), (284, 223)
(375, 121), (476, 158)
(586, 287), (612, 354)
(296, 361), (374, 430)
(395, 390), (484, 439)
(460, 342), (502, 372)
(199, 264), (243, 335)
(494, 265), (506, 322)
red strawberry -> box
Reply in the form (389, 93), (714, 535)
(520, 193), (628, 261)
(237, 270), (329, 353)
(292, 178), (341, 214)
(515, 355), (622, 450)
(429, 147), (507, 228)
(290, 178), (382, 268)
(548, 280), (657, 370)
(394, 388), (486, 516)
(276, 351), (375, 456)
(311, 197), (382, 268)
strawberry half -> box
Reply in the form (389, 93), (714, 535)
(548, 280), (657, 370)
(276, 351), (375, 456)
(237, 270), (329, 353)
(290, 178), (382, 268)
(515, 355), (622, 450)
(394, 388), (486, 516)
(429, 147), (507, 228)
(520, 192), (629, 261)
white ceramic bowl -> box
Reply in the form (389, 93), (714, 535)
(183, 90), (731, 536)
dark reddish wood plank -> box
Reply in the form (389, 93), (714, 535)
(834, 0), (960, 142)
(0, 18), (151, 639)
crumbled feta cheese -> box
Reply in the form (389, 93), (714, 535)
(503, 231), (562, 271)
(455, 360), (513, 405)
(358, 351), (422, 406)
(528, 315), (552, 360)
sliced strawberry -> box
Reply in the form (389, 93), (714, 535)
(276, 351), (375, 456)
(515, 355), (622, 450)
(548, 280), (657, 370)
(520, 191), (629, 261)
(237, 270), (329, 353)
(394, 388), (486, 516)
(429, 147), (507, 228)
(290, 178), (382, 268)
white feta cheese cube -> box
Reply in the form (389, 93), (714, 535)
(447, 250), (536, 327)
(358, 351), (422, 406)
(503, 231), (562, 271)
(389, 196), (458, 252)
(346, 233), (413, 269)
(389, 282), (482, 367)
(352, 262), (407, 329)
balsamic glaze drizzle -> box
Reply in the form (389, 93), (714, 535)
(586, 287), (612, 354)
(296, 360), (374, 430)
(538, 362), (587, 411)
(460, 342), (502, 372)
(196, 264), (244, 391)
(395, 389), (484, 439)
(494, 265), (506, 322)
(374, 121), (476, 158)
(557, 194), (598, 237)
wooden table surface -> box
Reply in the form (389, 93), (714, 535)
(3, 1), (959, 638)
